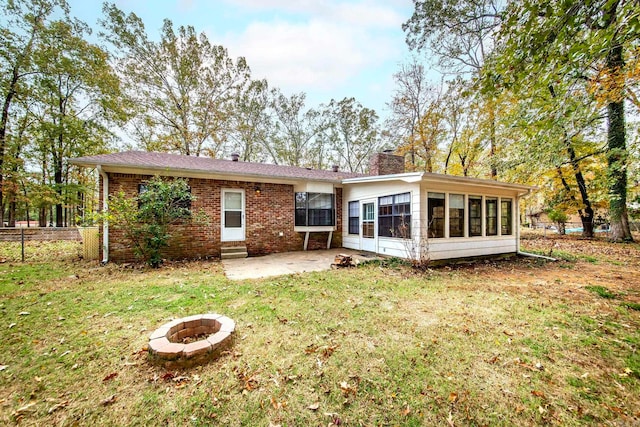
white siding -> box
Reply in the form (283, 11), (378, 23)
(342, 175), (526, 261)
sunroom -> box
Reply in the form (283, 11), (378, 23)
(341, 172), (533, 261)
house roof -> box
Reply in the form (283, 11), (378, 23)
(343, 171), (535, 195)
(70, 151), (364, 183)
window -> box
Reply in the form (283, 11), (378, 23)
(486, 197), (498, 236)
(348, 201), (359, 234)
(469, 196), (482, 237)
(428, 192), (445, 238)
(449, 194), (465, 237)
(378, 192), (411, 238)
(295, 192), (335, 226)
(501, 199), (513, 235)
(137, 183), (192, 211)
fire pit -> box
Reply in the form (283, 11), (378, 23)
(148, 314), (235, 367)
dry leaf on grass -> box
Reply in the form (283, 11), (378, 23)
(307, 402), (320, 411)
(47, 401), (69, 414)
(102, 372), (118, 382)
(100, 395), (117, 406)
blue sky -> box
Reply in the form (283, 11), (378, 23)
(68, 0), (417, 120)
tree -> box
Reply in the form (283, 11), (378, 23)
(403, 0), (504, 178)
(31, 17), (122, 226)
(229, 79), (273, 162)
(387, 60), (444, 172)
(491, 0), (638, 242)
(0, 0), (67, 225)
(320, 98), (382, 173)
(270, 89), (322, 168)
(100, 3), (251, 157)
(106, 176), (197, 268)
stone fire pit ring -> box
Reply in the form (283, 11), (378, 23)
(148, 314), (235, 366)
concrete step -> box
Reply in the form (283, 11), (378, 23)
(221, 246), (248, 259)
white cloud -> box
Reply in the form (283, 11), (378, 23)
(215, 1), (404, 95)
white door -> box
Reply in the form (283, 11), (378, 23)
(361, 200), (377, 252)
(221, 189), (245, 242)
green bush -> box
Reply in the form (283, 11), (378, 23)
(105, 176), (201, 267)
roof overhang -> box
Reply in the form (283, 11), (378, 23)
(342, 172), (536, 196)
(69, 161), (346, 187)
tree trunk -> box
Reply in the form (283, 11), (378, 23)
(567, 145), (594, 238)
(606, 44), (633, 242)
(39, 207), (47, 227)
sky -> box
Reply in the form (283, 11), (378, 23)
(67, 0), (418, 120)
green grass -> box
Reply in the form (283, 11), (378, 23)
(585, 285), (617, 299)
(0, 241), (639, 426)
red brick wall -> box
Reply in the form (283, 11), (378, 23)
(101, 173), (343, 263)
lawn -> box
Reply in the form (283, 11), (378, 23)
(0, 235), (639, 426)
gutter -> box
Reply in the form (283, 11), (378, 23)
(97, 165), (109, 264)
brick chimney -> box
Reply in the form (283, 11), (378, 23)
(369, 151), (404, 175)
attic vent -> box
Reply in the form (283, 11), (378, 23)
(231, 153), (239, 162)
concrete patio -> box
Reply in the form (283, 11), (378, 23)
(221, 249), (380, 280)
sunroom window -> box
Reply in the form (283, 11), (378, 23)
(378, 193), (411, 238)
(469, 196), (482, 236)
(449, 194), (465, 237)
(486, 197), (498, 236)
(428, 192), (445, 238)
(501, 199), (513, 235)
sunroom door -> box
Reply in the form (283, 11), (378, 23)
(221, 189), (245, 242)
(361, 200), (377, 252)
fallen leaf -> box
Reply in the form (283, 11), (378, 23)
(448, 392), (458, 403)
(19, 312), (30, 316)
(8, 323), (16, 328)
(100, 395), (117, 406)
(102, 372), (118, 382)
(47, 401), (69, 414)
(531, 390), (545, 398)
(401, 406), (411, 416)
(0, 365), (7, 371)
(161, 372), (175, 381)
(13, 402), (37, 416)
(307, 402), (320, 411)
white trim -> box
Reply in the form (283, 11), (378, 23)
(221, 188), (245, 242)
(97, 166), (109, 264)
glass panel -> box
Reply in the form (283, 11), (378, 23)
(348, 201), (359, 234)
(225, 192), (242, 210)
(309, 193), (332, 209)
(501, 199), (512, 235)
(295, 208), (307, 226)
(378, 216), (392, 237)
(363, 222), (374, 238)
(348, 201), (359, 217)
(486, 198), (498, 236)
(364, 203), (375, 220)
(295, 192), (307, 209)
(395, 193), (410, 204)
(225, 211), (241, 228)
(469, 196), (482, 237)
(428, 192), (445, 238)
(449, 194), (465, 237)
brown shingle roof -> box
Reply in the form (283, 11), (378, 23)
(70, 151), (364, 182)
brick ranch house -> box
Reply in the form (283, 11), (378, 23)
(70, 151), (534, 263)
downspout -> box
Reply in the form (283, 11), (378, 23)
(97, 165), (109, 264)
